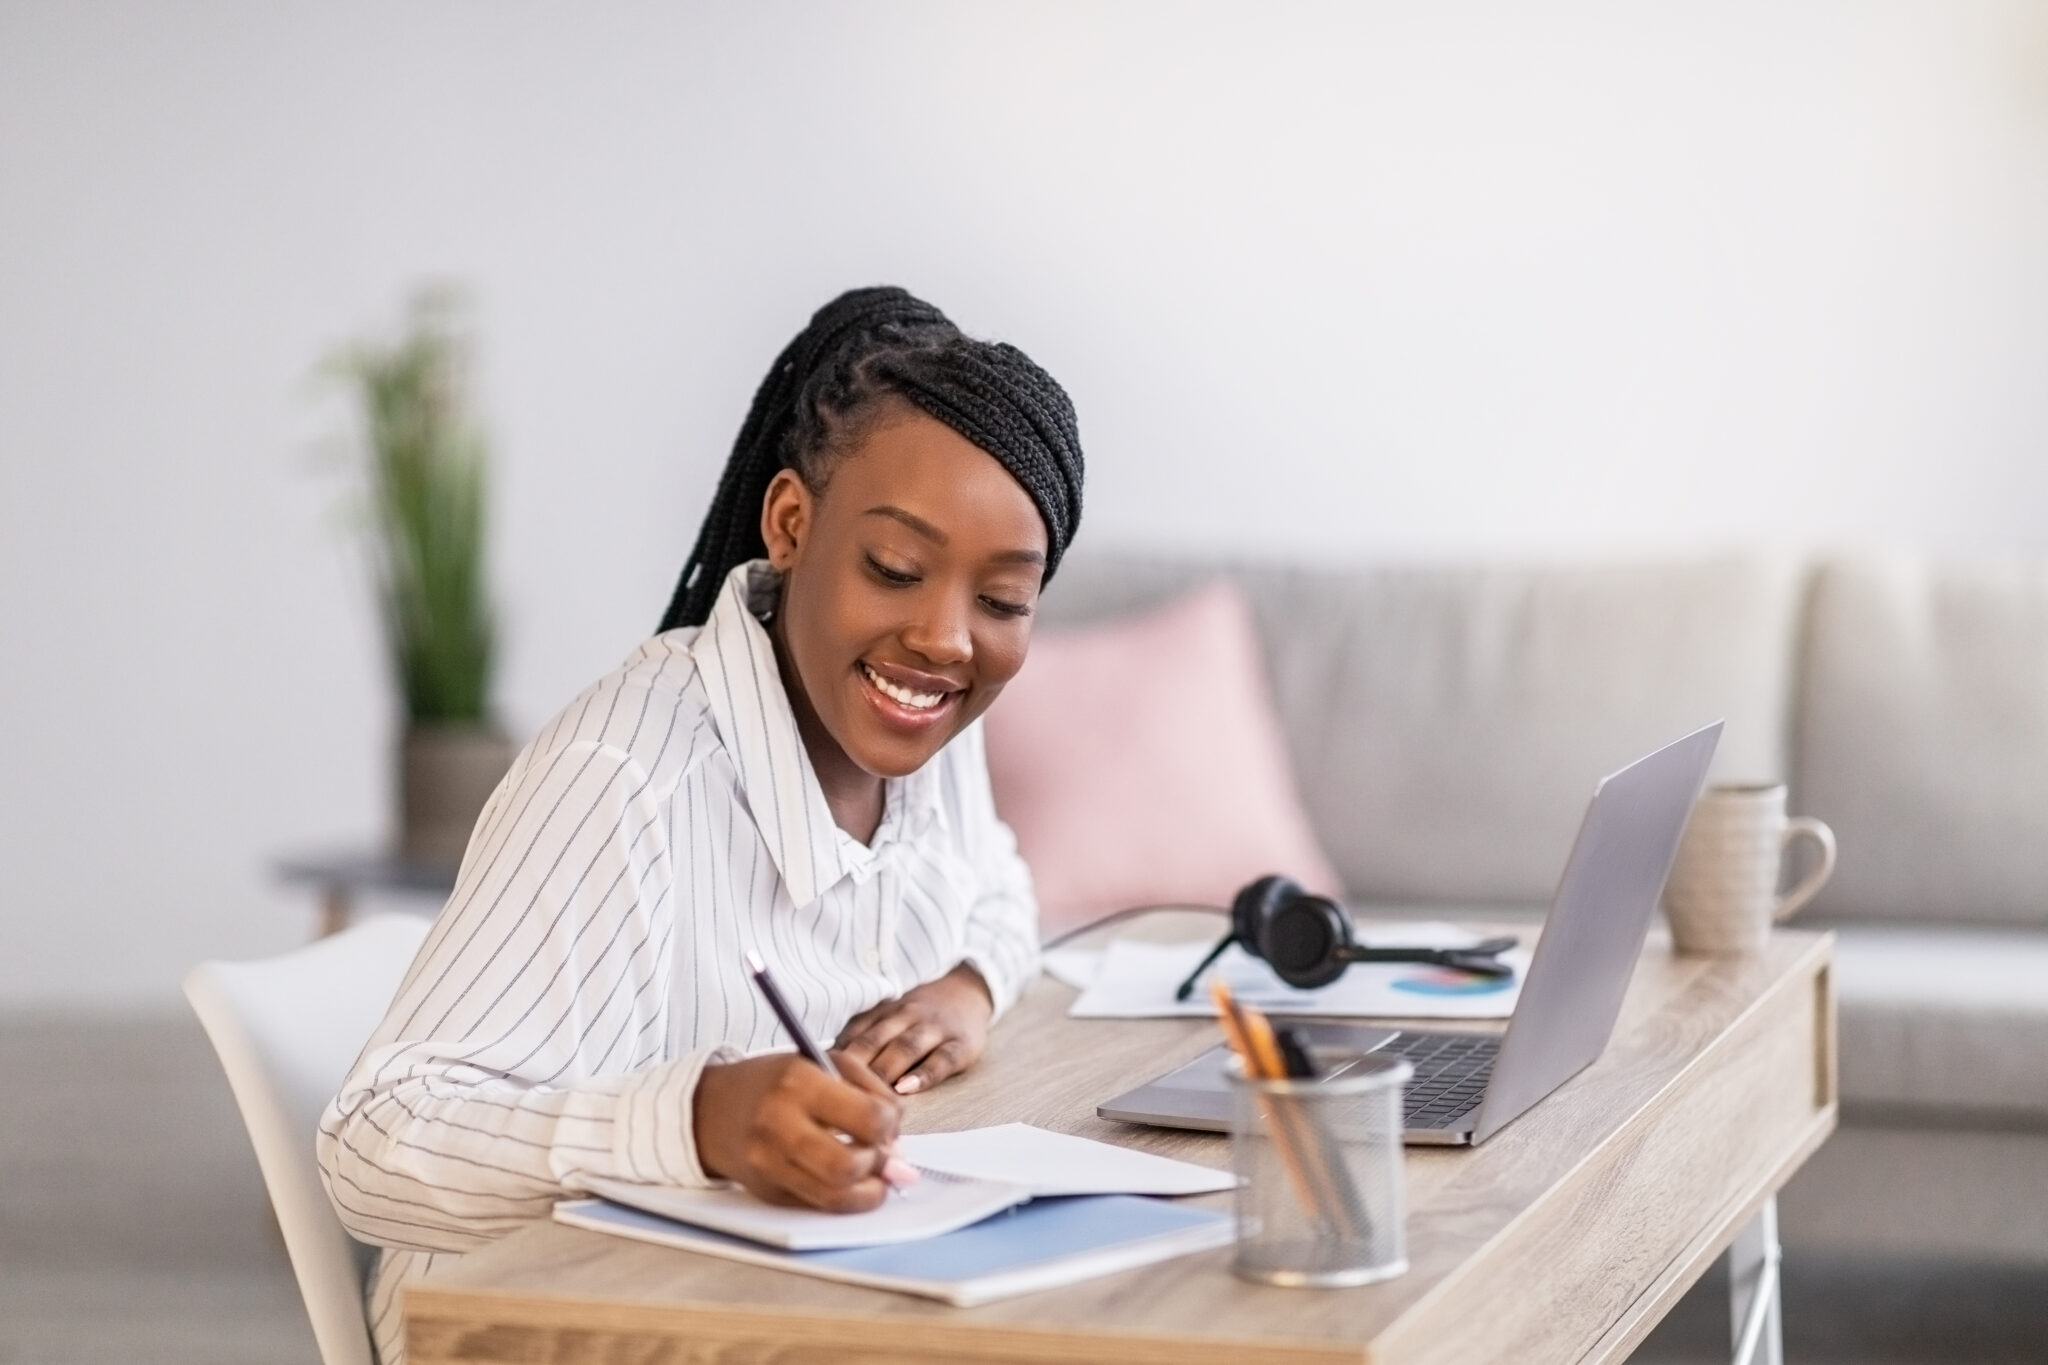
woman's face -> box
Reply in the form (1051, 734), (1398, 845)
(762, 408), (1048, 782)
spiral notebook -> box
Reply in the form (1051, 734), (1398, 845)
(577, 1122), (1234, 1251)
(580, 1166), (1031, 1250)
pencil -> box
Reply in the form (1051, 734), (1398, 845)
(1213, 983), (1375, 1243)
(745, 951), (916, 1195)
(1242, 1003), (1367, 1241)
(1211, 980), (1332, 1231)
(1273, 1024), (1374, 1244)
(745, 951), (840, 1078)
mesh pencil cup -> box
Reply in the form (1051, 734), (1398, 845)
(1226, 1053), (1411, 1287)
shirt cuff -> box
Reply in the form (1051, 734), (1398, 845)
(551, 1043), (743, 1190)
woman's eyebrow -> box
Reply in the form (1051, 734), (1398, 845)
(863, 505), (1045, 566)
(864, 505), (946, 543)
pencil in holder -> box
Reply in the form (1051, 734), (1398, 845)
(1225, 1053), (1410, 1288)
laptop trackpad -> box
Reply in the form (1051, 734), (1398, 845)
(1162, 1022), (1400, 1089)
(1097, 1023), (1400, 1132)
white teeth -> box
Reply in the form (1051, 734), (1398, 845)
(862, 663), (946, 710)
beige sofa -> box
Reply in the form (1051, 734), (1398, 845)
(1043, 550), (2048, 1265)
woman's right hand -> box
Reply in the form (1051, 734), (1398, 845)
(691, 1053), (911, 1212)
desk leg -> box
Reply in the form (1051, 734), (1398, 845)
(1728, 1195), (1783, 1365)
(317, 884), (352, 939)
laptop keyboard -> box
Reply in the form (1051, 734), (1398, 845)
(1380, 1031), (1498, 1128)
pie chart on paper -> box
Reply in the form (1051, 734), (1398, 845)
(1390, 967), (1518, 998)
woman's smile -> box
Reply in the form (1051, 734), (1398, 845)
(857, 659), (961, 722)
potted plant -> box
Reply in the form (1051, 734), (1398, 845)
(332, 289), (511, 870)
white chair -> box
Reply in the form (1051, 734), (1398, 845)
(184, 915), (430, 1365)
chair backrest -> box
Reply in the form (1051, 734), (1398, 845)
(183, 915), (430, 1365)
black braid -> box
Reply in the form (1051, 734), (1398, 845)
(658, 286), (1084, 632)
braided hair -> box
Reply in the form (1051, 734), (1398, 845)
(657, 286), (1084, 632)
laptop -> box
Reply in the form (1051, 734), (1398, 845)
(1096, 721), (1722, 1147)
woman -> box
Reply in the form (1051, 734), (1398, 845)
(318, 286), (1084, 1363)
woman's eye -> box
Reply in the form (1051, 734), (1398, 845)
(981, 595), (1033, 619)
(866, 555), (919, 586)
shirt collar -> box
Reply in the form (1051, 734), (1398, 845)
(689, 561), (948, 906)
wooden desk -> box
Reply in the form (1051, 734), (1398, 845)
(407, 926), (1835, 1365)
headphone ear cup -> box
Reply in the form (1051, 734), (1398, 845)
(1230, 875), (1301, 950)
(1259, 893), (1352, 990)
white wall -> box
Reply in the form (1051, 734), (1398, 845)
(5, 1), (2048, 1005)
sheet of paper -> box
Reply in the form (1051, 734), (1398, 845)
(897, 1123), (1233, 1197)
(581, 1170), (1030, 1251)
(1066, 924), (1529, 1020)
(1039, 946), (1104, 989)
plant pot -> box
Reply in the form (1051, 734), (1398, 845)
(400, 722), (514, 871)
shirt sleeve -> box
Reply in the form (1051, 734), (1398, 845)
(948, 722), (1043, 1017)
(317, 736), (734, 1255)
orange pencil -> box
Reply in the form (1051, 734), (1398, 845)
(1209, 978), (1262, 1073)
(1234, 1002), (1292, 1083)
(1211, 980), (1332, 1228)
(1214, 981), (1371, 1240)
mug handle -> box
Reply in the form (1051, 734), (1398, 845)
(1774, 817), (1837, 921)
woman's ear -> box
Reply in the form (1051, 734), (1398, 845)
(760, 469), (813, 571)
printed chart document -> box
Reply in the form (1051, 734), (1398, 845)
(1065, 924), (1532, 1021)
(554, 1193), (1233, 1307)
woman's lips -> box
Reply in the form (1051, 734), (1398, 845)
(857, 660), (960, 729)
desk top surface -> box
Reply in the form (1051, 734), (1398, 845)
(408, 920), (1836, 1365)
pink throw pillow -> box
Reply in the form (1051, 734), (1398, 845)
(984, 580), (1342, 942)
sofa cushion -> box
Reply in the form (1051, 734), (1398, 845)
(1797, 555), (2048, 926)
(1830, 925), (2048, 1123)
(985, 580), (1341, 940)
(1043, 554), (1803, 904)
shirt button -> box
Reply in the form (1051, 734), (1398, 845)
(862, 949), (881, 970)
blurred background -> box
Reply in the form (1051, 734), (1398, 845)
(4, 2), (2047, 1361)
(9, 0), (2048, 1005)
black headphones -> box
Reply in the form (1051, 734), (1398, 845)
(1171, 874), (1517, 1001)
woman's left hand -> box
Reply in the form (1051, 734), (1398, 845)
(835, 964), (994, 1095)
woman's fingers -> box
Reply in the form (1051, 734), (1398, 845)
(804, 1064), (901, 1148)
(697, 1053), (906, 1212)
(866, 1019), (948, 1086)
(833, 999), (894, 1050)
(893, 1037), (972, 1095)
(835, 1005), (916, 1070)
(829, 1050), (902, 1103)
(768, 1130), (892, 1211)
(838, 972), (993, 1090)
(773, 1068), (906, 1210)
(753, 1153), (891, 1212)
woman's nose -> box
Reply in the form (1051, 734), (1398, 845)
(902, 593), (973, 665)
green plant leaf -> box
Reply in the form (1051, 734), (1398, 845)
(330, 290), (496, 724)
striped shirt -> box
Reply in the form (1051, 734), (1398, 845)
(316, 560), (1041, 1365)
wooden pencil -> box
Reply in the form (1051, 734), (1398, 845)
(1210, 980), (1333, 1231)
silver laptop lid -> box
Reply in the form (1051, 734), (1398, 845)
(1467, 720), (1721, 1143)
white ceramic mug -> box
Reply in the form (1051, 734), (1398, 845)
(1662, 784), (1836, 955)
